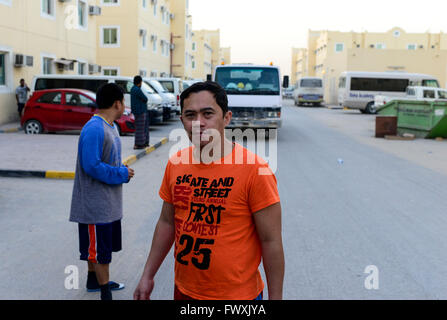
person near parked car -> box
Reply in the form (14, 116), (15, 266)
(16, 79), (30, 119)
(69, 83), (135, 300)
(133, 81), (284, 300)
(131, 76), (149, 150)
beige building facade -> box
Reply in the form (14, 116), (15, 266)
(0, 0), (101, 124)
(191, 30), (213, 80)
(292, 27), (447, 104)
(169, 0), (194, 79)
(96, 0), (172, 78)
(219, 47), (231, 66)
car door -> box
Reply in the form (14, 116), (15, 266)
(64, 91), (96, 130)
(34, 91), (64, 131)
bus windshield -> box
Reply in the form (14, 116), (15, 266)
(300, 78), (322, 88)
(215, 67), (280, 95)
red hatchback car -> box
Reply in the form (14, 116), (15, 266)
(21, 89), (135, 135)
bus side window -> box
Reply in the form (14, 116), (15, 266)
(423, 90), (435, 98)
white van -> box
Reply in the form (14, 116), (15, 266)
(152, 77), (183, 114)
(338, 71), (440, 114)
(293, 77), (324, 106)
(144, 78), (177, 121)
(31, 74), (164, 123)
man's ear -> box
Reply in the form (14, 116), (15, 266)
(224, 111), (232, 126)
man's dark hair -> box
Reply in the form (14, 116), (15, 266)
(20, 79), (25, 82)
(96, 83), (124, 110)
(180, 81), (228, 115)
(134, 75), (143, 85)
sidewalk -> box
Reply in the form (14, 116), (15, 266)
(0, 126), (169, 178)
(0, 121), (22, 133)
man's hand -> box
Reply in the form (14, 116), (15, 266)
(125, 165), (135, 180)
(133, 277), (154, 300)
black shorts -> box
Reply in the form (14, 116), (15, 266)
(78, 220), (122, 264)
(17, 103), (25, 113)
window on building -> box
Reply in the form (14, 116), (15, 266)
(407, 44), (416, 50)
(153, 2), (157, 16)
(152, 38), (157, 52)
(376, 43), (386, 49)
(0, 53), (5, 85)
(192, 42), (196, 51)
(142, 34), (147, 49)
(78, 0), (87, 29)
(102, 0), (119, 4)
(41, 0), (55, 17)
(78, 62), (86, 75)
(42, 57), (53, 74)
(142, 0), (146, 8)
(102, 27), (119, 46)
(103, 68), (119, 76)
(335, 43), (344, 53)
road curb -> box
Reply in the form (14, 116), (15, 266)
(0, 127), (22, 133)
(0, 137), (169, 180)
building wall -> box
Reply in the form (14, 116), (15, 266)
(0, 0), (99, 124)
(293, 27), (447, 104)
(219, 47), (231, 65)
(169, 0), (193, 79)
(192, 30), (212, 80)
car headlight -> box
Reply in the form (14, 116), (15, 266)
(267, 111), (280, 118)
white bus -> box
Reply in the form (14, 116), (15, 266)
(338, 71), (440, 114)
(213, 64), (284, 129)
(293, 77), (324, 107)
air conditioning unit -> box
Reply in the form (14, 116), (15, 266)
(139, 70), (147, 77)
(14, 54), (25, 67)
(88, 64), (101, 74)
(160, 5), (165, 11)
(89, 5), (101, 16)
(369, 44), (375, 48)
(419, 45), (424, 49)
(58, 0), (71, 2)
(139, 29), (147, 37)
(151, 34), (157, 42)
(170, 43), (175, 50)
(170, 13), (174, 20)
(151, 0), (157, 4)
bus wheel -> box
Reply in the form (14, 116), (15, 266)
(365, 102), (376, 114)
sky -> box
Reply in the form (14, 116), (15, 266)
(190, 0), (447, 76)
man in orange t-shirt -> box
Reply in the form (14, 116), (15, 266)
(134, 81), (284, 300)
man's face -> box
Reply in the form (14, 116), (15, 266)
(181, 90), (232, 148)
(20, 80), (25, 87)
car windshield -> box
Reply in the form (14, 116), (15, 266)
(142, 81), (156, 94)
(159, 81), (174, 93)
(300, 79), (322, 88)
(215, 67), (280, 95)
(149, 80), (168, 93)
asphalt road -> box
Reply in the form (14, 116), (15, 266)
(1, 100), (447, 299)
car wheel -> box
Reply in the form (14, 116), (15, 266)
(365, 102), (376, 114)
(24, 120), (43, 135)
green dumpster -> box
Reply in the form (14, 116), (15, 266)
(377, 100), (447, 139)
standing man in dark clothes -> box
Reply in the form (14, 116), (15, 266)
(16, 79), (30, 119)
(131, 76), (149, 150)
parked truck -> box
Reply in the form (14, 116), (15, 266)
(213, 64), (287, 130)
(374, 86), (447, 110)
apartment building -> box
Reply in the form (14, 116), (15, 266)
(169, 0), (193, 79)
(219, 47), (231, 66)
(96, 0), (172, 78)
(191, 30), (213, 80)
(292, 27), (447, 104)
(0, 0), (101, 124)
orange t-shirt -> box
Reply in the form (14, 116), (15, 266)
(159, 143), (280, 300)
